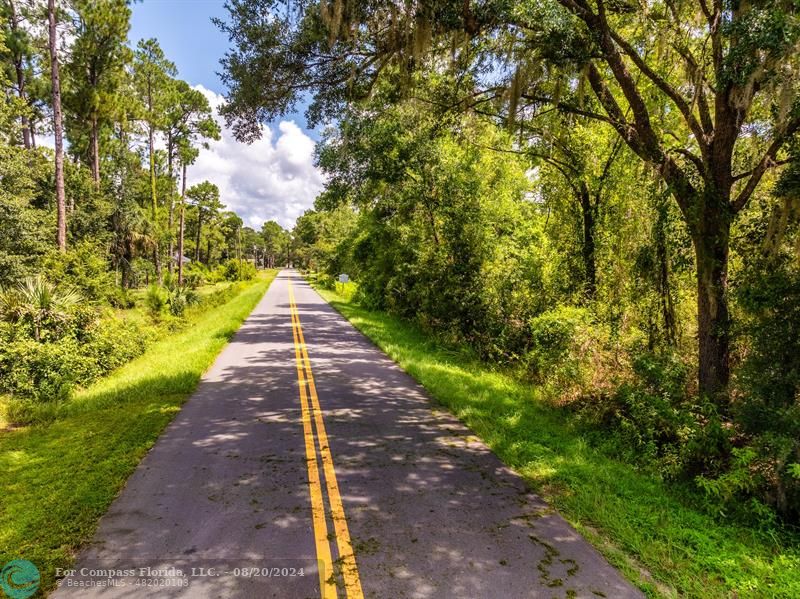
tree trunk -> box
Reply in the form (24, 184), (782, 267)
(655, 199), (677, 346)
(167, 133), (174, 274)
(122, 238), (133, 289)
(48, 0), (66, 252)
(149, 128), (157, 220)
(148, 123), (161, 281)
(578, 184), (597, 299)
(8, 0), (32, 149)
(90, 115), (99, 181)
(195, 210), (202, 263)
(178, 162), (187, 285)
(90, 113), (100, 186)
(14, 59), (31, 149)
(693, 206), (732, 400)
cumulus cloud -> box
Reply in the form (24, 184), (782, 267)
(186, 85), (324, 229)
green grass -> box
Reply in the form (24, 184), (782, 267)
(315, 284), (800, 599)
(0, 270), (277, 595)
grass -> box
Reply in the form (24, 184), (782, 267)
(0, 270), (276, 595)
(314, 283), (800, 599)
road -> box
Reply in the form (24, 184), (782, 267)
(53, 270), (642, 599)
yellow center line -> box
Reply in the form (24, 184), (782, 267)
(289, 282), (337, 599)
(289, 280), (365, 599)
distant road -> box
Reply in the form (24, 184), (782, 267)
(53, 269), (642, 598)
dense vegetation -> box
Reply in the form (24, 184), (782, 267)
(0, 272), (277, 594)
(0, 0), (290, 425)
(219, 0), (800, 533)
(315, 281), (800, 598)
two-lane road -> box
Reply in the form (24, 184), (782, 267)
(54, 270), (642, 599)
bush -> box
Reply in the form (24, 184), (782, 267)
(0, 308), (150, 424)
(42, 242), (114, 303)
(83, 315), (149, 373)
(145, 285), (168, 316)
(0, 336), (91, 402)
(525, 306), (596, 391)
(727, 259), (800, 520)
(106, 287), (135, 309)
(315, 273), (336, 289)
(166, 287), (200, 317)
(182, 263), (206, 288)
(223, 259), (256, 281)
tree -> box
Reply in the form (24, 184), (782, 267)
(221, 210), (243, 263)
(47, 0), (66, 252)
(1, 0), (42, 149)
(0, 44), (50, 285)
(260, 220), (286, 268)
(186, 181), (221, 264)
(165, 80), (219, 277)
(528, 0), (800, 399)
(218, 0), (800, 399)
(176, 143), (198, 284)
(526, 119), (624, 300)
(133, 38), (176, 277)
(64, 0), (131, 187)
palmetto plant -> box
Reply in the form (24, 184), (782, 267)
(0, 276), (82, 341)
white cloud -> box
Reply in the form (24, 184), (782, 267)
(186, 85), (324, 230)
(37, 134), (55, 149)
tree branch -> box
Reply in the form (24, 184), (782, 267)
(732, 121), (800, 212)
(520, 94), (622, 127)
(670, 147), (705, 175)
(608, 27), (707, 145)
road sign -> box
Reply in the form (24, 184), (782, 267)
(338, 274), (349, 283)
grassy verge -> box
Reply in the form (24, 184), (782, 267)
(0, 270), (276, 595)
(315, 283), (800, 599)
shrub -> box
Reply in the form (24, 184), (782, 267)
(167, 287), (199, 316)
(726, 259), (800, 520)
(0, 337), (91, 402)
(525, 306), (596, 393)
(223, 259), (256, 281)
(315, 273), (336, 289)
(145, 285), (168, 316)
(169, 291), (187, 317)
(0, 276), (82, 342)
(42, 242), (114, 302)
(0, 308), (150, 424)
(106, 287), (135, 309)
(182, 264), (206, 288)
(83, 315), (149, 372)
(574, 349), (735, 483)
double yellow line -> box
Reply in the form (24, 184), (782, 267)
(288, 280), (363, 599)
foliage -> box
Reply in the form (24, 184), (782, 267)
(525, 306), (593, 387)
(222, 258), (256, 281)
(42, 242), (115, 302)
(0, 275), (82, 342)
(0, 274), (275, 595)
(315, 284), (800, 598)
(727, 252), (800, 521)
(145, 284), (168, 316)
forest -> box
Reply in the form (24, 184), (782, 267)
(219, 0), (800, 527)
(0, 0), (294, 423)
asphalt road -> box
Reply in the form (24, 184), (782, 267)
(53, 270), (642, 599)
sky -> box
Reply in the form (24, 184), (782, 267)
(129, 0), (324, 229)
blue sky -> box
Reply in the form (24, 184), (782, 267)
(130, 1), (229, 94)
(129, 0), (323, 228)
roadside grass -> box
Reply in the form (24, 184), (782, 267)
(0, 271), (276, 595)
(315, 284), (800, 599)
